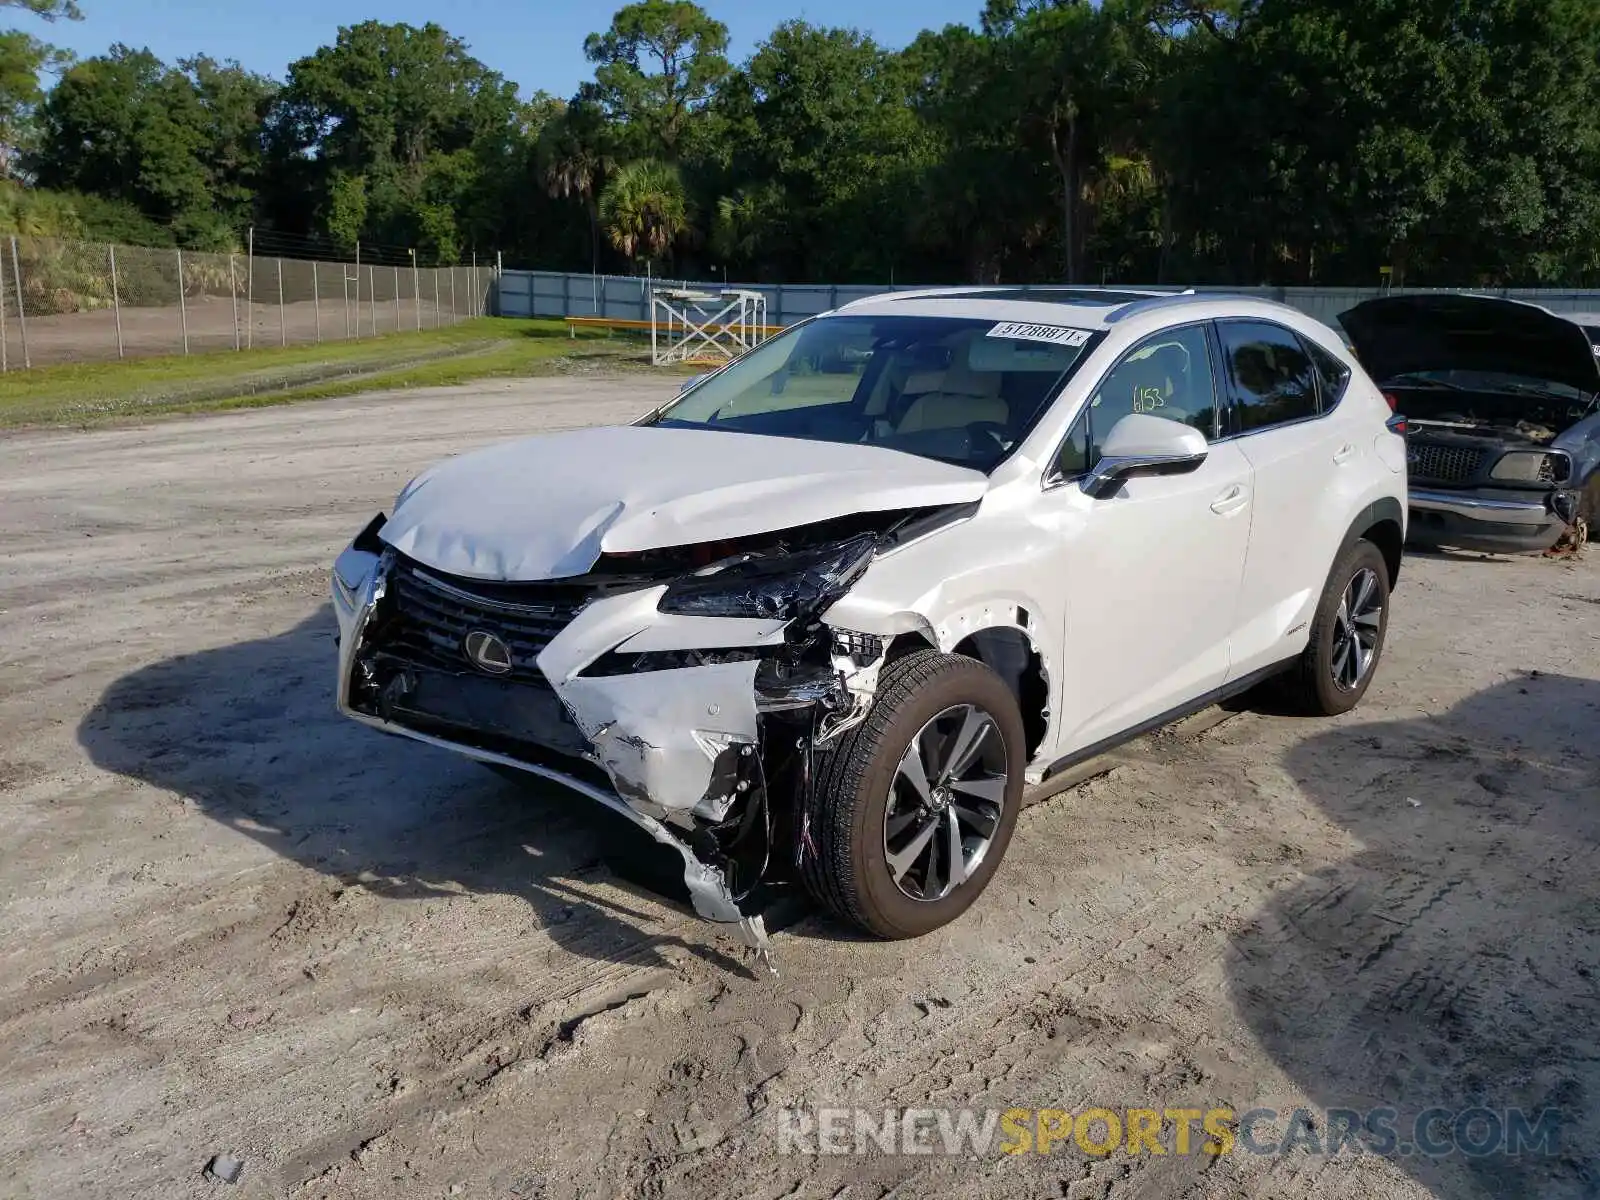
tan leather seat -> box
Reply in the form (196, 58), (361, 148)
(896, 360), (1009, 433)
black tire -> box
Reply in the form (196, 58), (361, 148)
(1282, 539), (1391, 716)
(801, 649), (1026, 939)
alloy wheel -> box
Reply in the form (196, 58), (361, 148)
(882, 703), (1009, 902)
(1331, 566), (1383, 691)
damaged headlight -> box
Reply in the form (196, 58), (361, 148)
(658, 535), (877, 620)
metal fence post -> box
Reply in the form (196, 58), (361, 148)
(176, 248), (189, 355)
(450, 266), (457, 323)
(312, 261), (320, 343)
(10, 237), (25, 369)
(277, 257), (286, 346)
(353, 242), (361, 340)
(0, 246), (9, 372)
(246, 227), (254, 350)
(108, 244), (124, 359)
(393, 265), (401, 333)
(342, 261), (351, 339)
(229, 255), (240, 350)
(432, 268), (440, 328)
(411, 251), (420, 332)
(368, 265), (376, 336)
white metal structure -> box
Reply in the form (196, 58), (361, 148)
(650, 286), (769, 366)
(331, 287), (1408, 965)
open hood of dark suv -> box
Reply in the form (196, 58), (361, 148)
(1339, 294), (1600, 396)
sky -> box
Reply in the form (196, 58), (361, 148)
(38, 0), (986, 98)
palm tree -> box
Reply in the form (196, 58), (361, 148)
(539, 103), (612, 276)
(598, 160), (690, 271)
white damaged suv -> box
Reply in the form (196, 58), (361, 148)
(331, 288), (1408, 960)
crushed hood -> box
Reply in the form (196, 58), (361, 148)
(1339, 294), (1600, 395)
(379, 425), (989, 580)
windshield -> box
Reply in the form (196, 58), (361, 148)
(648, 314), (1099, 472)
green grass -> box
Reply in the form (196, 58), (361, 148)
(0, 317), (682, 428)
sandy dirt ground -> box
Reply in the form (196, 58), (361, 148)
(0, 378), (1596, 1200)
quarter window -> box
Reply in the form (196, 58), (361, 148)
(1052, 323), (1218, 478)
(1306, 340), (1352, 411)
(1217, 321), (1318, 433)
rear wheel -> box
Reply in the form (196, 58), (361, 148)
(1281, 539), (1391, 716)
(801, 649), (1025, 939)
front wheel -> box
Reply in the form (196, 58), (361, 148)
(1283, 538), (1391, 716)
(801, 649), (1025, 939)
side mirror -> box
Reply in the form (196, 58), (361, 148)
(1080, 413), (1208, 499)
(678, 372), (709, 394)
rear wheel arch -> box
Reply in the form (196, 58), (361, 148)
(1341, 496), (1405, 587)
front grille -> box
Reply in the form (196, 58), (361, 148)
(1408, 441), (1487, 483)
(374, 559), (589, 687)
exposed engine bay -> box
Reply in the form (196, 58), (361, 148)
(1385, 384), (1594, 447)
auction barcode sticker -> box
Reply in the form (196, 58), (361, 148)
(987, 322), (1093, 347)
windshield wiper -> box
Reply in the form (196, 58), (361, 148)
(1491, 380), (1581, 403)
(1386, 375), (1470, 391)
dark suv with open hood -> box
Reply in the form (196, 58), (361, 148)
(1340, 294), (1600, 553)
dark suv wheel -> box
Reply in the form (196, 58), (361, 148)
(1283, 538), (1391, 716)
(801, 649), (1025, 939)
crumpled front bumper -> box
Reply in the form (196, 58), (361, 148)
(1407, 486), (1579, 554)
(331, 541), (794, 960)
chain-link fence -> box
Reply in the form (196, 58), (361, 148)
(0, 235), (497, 369)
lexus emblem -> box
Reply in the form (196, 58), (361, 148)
(463, 630), (513, 675)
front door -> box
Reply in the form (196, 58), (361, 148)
(1040, 322), (1257, 755)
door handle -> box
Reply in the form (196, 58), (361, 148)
(1210, 484), (1249, 515)
(1333, 443), (1357, 464)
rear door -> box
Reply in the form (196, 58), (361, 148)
(1045, 322), (1255, 753)
(1215, 320), (1368, 679)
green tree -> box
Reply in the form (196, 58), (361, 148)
(598, 157), (689, 267)
(0, 0), (82, 21)
(0, 30), (69, 175)
(30, 47), (270, 246)
(581, 0), (729, 160)
(539, 98), (614, 274)
(264, 21), (520, 255)
(324, 172), (368, 254)
(713, 21), (934, 280)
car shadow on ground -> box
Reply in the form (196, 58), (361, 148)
(76, 603), (759, 979)
(1227, 674), (1600, 1198)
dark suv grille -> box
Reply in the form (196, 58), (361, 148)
(1408, 441), (1487, 483)
(375, 559), (588, 687)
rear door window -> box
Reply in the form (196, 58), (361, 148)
(1216, 320), (1319, 434)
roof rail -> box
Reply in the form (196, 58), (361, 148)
(837, 284), (1187, 311)
(1102, 289), (1298, 323)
